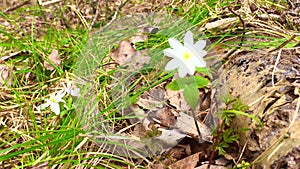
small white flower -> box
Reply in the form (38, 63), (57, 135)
(37, 90), (66, 115)
(62, 80), (80, 97)
(164, 31), (207, 77)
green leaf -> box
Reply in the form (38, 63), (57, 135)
(193, 76), (210, 88)
(196, 67), (212, 78)
(232, 99), (249, 111)
(220, 93), (235, 105)
(222, 129), (239, 143)
(166, 76), (209, 91)
(166, 80), (181, 91)
(166, 77), (188, 91)
(223, 109), (263, 126)
(183, 84), (199, 111)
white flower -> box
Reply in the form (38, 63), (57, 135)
(62, 80), (80, 97)
(164, 31), (207, 78)
(37, 90), (66, 115)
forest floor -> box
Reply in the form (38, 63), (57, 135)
(0, 0), (300, 168)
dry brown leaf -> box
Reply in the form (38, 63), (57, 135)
(156, 128), (187, 146)
(137, 88), (165, 109)
(0, 64), (13, 87)
(205, 17), (238, 30)
(153, 145), (191, 169)
(148, 107), (177, 128)
(111, 40), (150, 71)
(111, 40), (137, 65)
(166, 89), (191, 112)
(130, 34), (148, 44)
(44, 49), (61, 70)
(195, 164), (227, 169)
(170, 152), (201, 169)
(175, 112), (212, 142)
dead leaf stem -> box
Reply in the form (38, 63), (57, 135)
(228, 6), (245, 48)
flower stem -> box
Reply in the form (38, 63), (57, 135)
(192, 110), (203, 143)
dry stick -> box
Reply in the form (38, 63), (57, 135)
(288, 92), (300, 132)
(0, 51), (26, 63)
(191, 110), (204, 143)
(101, 0), (129, 30)
(4, 0), (30, 13)
(271, 49), (282, 87)
(207, 119), (223, 169)
(228, 6), (246, 48)
(235, 139), (248, 166)
(90, 2), (100, 31)
(222, 7), (246, 63)
(268, 34), (297, 53)
(38, 0), (62, 6)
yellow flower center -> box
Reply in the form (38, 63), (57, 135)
(51, 98), (57, 103)
(183, 51), (191, 61)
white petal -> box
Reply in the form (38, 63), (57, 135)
(60, 99), (66, 104)
(185, 62), (196, 75)
(62, 82), (68, 92)
(184, 31), (194, 47)
(65, 87), (72, 95)
(199, 58), (207, 67)
(56, 90), (66, 100)
(168, 38), (183, 49)
(177, 60), (194, 77)
(185, 46), (207, 67)
(165, 59), (180, 71)
(187, 66), (196, 76)
(163, 48), (178, 58)
(185, 39), (207, 60)
(193, 47), (207, 59)
(196, 49), (207, 57)
(50, 103), (61, 115)
(195, 40), (206, 50)
(178, 66), (189, 78)
(71, 88), (80, 96)
(191, 56), (207, 68)
(37, 103), (50, 111)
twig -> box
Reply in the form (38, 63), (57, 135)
(90, 2), (100, 30)
(0, 51), (28, 63)
(235, 139), (248, 165)
(191, 110), (204, 143)
(4, 0), (30, 13)
(102, 9), (118, 30)
(268, 34), (297, 53)
(271, 49), (282, 87)
(228, 6), (246, 48)
(38, 0), (62, 6)
(101, 0), (129, 29)
(207, 119), (223, 169)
